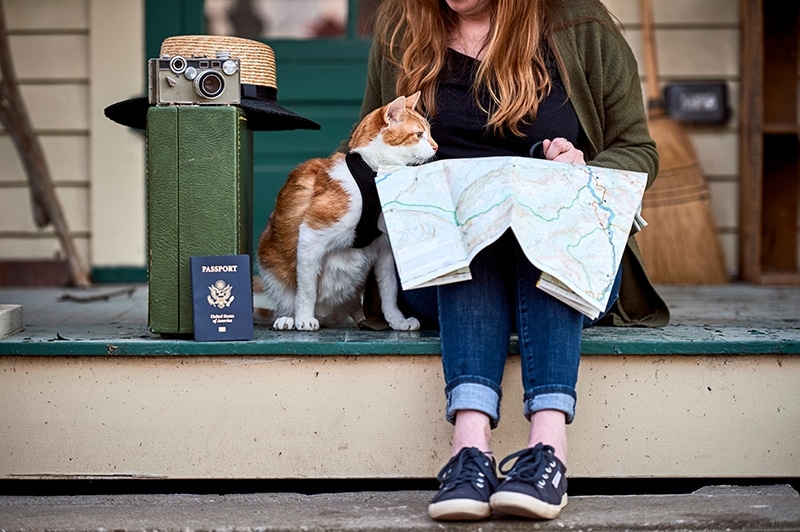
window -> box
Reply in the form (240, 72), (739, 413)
(204, 0), (384, 39)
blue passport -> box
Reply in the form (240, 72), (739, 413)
(190, 255), (254, 341)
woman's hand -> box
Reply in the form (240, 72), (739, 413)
(542, 137), (585, 165)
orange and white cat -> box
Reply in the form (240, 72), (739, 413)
(257, 92), (438, 331)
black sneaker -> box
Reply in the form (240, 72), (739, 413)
(489, 443), (568, 519)
(428, 447), (498, 521)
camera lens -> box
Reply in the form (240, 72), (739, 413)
(169, 56), (187, 75)
(194, 70), (225, 99)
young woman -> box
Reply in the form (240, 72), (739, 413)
(352, 0), (669, 521)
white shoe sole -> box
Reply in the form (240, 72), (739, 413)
(428, 498), (491, 521)
(489, 490), (567, 520)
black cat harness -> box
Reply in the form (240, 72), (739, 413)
(345, 152), (383, 249)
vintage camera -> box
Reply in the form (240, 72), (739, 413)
(149, 52), (241, 105)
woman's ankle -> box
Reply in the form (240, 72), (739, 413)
(528, 409), (568, 464)
(452, 409), (492, 455)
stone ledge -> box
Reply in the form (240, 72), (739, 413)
(0, 485), (798, 531)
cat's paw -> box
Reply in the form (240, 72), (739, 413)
(390, 316), (420, 331)
(294, 317), (320, 331)
(273, 316), (295, 330)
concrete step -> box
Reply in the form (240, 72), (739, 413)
(1, 485), (798, 531)
(1, 284), (799, 480)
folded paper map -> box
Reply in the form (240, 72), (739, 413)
(375, 156), (648, 319)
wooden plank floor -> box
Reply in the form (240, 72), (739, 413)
(2, 283), (798, 328)
(660, 283), (800, 328)
(0, 283), (798, 355)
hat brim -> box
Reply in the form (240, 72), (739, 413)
(104, 95), (320, 132)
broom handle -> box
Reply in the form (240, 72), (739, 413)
(640, 0), (661, 104)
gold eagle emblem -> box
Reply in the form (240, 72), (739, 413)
(207, 279), (235, 309)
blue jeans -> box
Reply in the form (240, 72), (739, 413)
(400, 230), (621, 428)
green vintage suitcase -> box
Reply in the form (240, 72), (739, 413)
(146, 105), (253, 335)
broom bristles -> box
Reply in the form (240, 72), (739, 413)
(637, 113), (729, 284)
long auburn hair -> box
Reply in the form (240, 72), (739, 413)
(374, 0), (564, 137)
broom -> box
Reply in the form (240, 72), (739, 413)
(635, 0), (728, 284)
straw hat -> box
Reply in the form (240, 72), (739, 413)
(104, 35), (320, 131)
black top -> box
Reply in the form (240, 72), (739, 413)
(347, 51), (580, 249)
(431, 49), (581, 159)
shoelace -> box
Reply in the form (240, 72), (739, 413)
(437, 447), (497, 491)
(498, 443), (559, 488)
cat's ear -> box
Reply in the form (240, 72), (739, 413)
(405, 91), (421, 111)
(385, 95), (408, 125)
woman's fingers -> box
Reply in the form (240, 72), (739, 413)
(543, 137), (585, 165)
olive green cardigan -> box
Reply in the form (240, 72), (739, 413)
(352, 0), (670, 327)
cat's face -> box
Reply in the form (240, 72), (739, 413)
(350, 92), (438, 167)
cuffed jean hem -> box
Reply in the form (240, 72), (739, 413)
(445, 382), (501, 429)
(523, 390), (577, 425)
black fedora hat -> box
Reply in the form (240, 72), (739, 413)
(104, 35), (320, 131)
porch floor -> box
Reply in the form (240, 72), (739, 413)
(0, 283), (799, 355)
